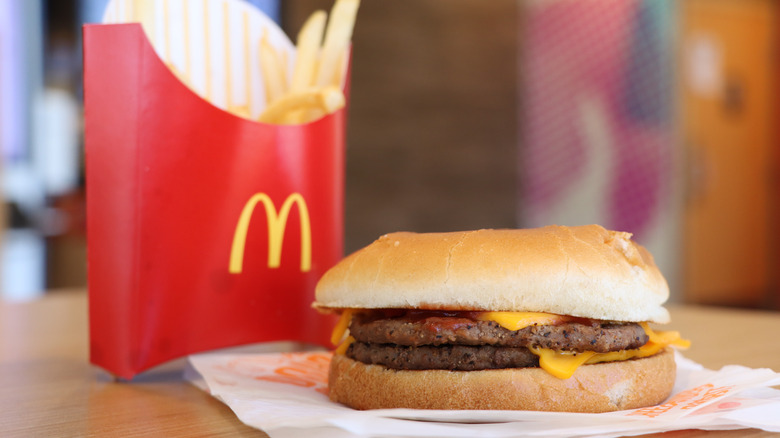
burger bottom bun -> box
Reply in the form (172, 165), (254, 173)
(328, 349), (676, 412)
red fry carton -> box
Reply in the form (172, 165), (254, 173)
(84, 22), (345, 379)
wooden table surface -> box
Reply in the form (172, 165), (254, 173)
(1, 289), (778, 437)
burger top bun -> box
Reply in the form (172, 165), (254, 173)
(315, 225), (670, 323)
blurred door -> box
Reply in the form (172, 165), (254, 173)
(681, 0), (777, 306)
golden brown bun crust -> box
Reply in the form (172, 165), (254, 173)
(328, 349), (676, 412)
(315, 225), (670, 323)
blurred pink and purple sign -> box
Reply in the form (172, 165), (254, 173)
(520, 0), (676, 253)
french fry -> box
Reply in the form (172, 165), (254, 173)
(282, 107), (326, 125)
(314, 0), (360, 88)
(329, 48), (349, 89)
(259, 30), (288, 105)
(258, 87), (345, 124)
(290, 10), (327, 93)
(280, 49), (290, 87)
(259, 0), (359, 124)
(278, 107), (318, 125)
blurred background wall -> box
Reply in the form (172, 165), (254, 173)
(284, 0), (519, 253)
(1, 0), (778, 309)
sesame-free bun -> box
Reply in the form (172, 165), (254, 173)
(315, 225), (670, 323)
(328, 349), (676, 412)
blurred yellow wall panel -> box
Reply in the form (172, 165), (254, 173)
(681, 0), (777, 306)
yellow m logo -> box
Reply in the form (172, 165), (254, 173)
(229, 193), (312, 273)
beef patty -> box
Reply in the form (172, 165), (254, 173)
(347, 342), (539, 371)
(345, 311), (649, 371)
(349, 312), (648, 353)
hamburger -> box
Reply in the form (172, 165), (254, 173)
(314, 225), (688, 412)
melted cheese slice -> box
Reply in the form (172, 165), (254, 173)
(530, 347), (597, 379)
(330, 309), (354, 346)
(476, 311), (573, 330)
(641, 322), (691, 348)
(335, 335), (355, 355)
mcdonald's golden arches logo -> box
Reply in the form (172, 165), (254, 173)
(229, 193), (311, 273)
